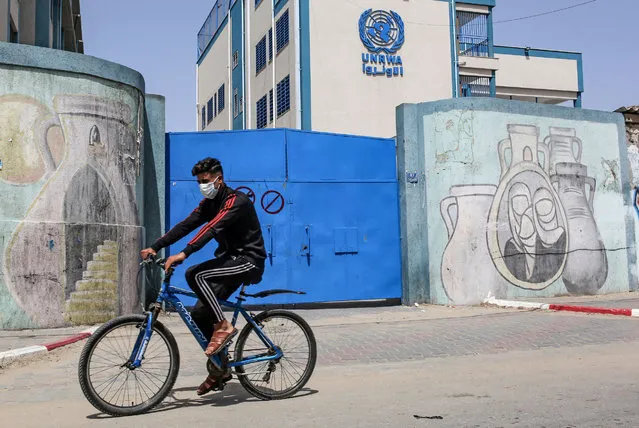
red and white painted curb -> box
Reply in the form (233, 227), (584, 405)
(484, 296), (639, 317)
(0, 326), (99, 367)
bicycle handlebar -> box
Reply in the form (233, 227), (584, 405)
(140, 254), (183, 270)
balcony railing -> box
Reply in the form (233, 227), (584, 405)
(460, 75), (491, 97)
(197, 0), (235, 59)
(456, 11), (489, 57)
(458, 35), (489, 57)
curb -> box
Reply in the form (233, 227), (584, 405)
(0, 326), (99, 367)
(483, 296), (639, 317)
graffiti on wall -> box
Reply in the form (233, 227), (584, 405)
(624, 117), (639, 187)
(440, 124), (608, 305)
(0, 93), (143, 328)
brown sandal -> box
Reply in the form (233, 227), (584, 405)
(196, 373), (233, 396)
(204, 328), (238, 356)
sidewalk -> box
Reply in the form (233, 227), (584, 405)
(3, 291), (639, 369)
(513, 291), (639, 308)
(0, 303), (518, 368)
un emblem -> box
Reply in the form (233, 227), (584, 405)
(359, 9), (405, 54)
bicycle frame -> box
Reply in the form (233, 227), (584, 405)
(128, 274), (283, 371)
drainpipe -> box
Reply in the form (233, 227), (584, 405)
(245, 0), (252, 129)
(196, 65), (199, 130)
(241, 0), (246, 129)
(228, 5), (232, 130)
(450, 0), (459, 97)
(272, 3), (276, 128)
(293, 0), (301, 129)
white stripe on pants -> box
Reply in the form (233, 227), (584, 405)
(194, 262), (254, 322)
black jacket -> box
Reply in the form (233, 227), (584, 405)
(151, 185), (266, 268)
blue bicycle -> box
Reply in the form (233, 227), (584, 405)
(78, 256), (317, 416)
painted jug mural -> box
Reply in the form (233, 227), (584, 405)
(440, 184), (509, 304)
(0, 92), (143, 328)
(441, 124), (608, 304)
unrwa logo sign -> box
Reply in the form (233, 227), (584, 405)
(359, 9), (405, 78)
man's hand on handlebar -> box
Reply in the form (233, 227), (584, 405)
(140, 248), (157, 260)
(164, 252), (186, 273)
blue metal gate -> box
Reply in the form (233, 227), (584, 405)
(165, 129), (401, 306)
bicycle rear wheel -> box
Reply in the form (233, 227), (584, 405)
(78, 314), (180, 416)
(234, 309), (316, 400)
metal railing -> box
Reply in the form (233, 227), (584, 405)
(458, 35), (489, 57)
(456, 11), (489, 57)
(197, 0), (235, 59)
(460, 75), (491, 97)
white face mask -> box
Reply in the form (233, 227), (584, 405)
(199, 177), (220, 199)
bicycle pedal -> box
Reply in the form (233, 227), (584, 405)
(213, 377), (231, 392)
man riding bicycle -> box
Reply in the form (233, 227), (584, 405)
(140, 157), (266, 395)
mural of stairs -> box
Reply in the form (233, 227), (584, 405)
(65, 240), (119, 325)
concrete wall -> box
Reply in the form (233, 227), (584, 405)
(618, 108), (639, 288)
(620, 110), (639, 187)
(309, 0), (452, 138)
(142, 94), (166, 308)
(495, 53), (579, 93)
(397, 98), (635, 305)
(0, 41), (151, 328)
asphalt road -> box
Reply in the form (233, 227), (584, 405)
(2, 309), (639, 427)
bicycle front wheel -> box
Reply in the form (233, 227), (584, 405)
(234, 310), (317, 400)
(78, 314), (180, 416)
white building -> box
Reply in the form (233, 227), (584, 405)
(196, 0), (583, 138)
(0, 0), (84, 53)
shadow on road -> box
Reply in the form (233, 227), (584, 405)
(86, 383), (319, 419)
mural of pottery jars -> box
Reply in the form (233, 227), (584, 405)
(0, 95), (64, 186)
(487, 124), (569, 290)
(3, 95), (143, 327)
(551, 162), (608, 294)
(440, 184), (509, 304)
(542, 126), (583, 176)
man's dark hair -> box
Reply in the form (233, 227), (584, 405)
(192, 157), (223, 176)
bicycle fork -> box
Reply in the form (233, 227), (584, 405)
(126, 303), (162, 369)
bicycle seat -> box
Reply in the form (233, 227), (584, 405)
(241, 275), (262, 286)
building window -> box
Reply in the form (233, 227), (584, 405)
(218, 84), (225, 112)
(9, 18), (18, 43)
(214, 93), (218, 117)
(460, 75), (491, 97)
(269, 89), (274, 123)
(276, 75), (290, 117)
(276, 9), (289, 53)
(233, 50), (239, 69)
(256, 95), (268, 129)
(207, 98), (214, 123)
(256, 36), (267, 74)
(255, 0), (263, 9)
(233, 88), (239, 118)
(456, 11), (489, 57)
(239, 96), (244, 113)
(268, 29), (273, 62)
(201, 106), (206, 130)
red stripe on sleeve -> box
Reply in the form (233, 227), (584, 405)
(187, 195), (237, 245)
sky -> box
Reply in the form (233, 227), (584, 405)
(81, 0), (638, 133)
